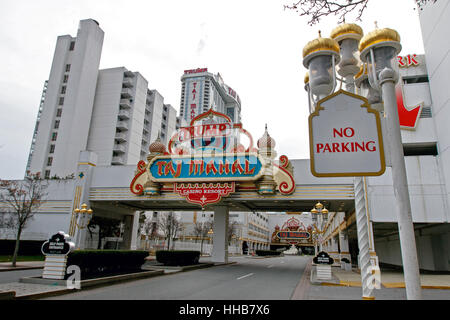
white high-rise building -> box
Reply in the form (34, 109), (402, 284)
(179, 68), (241, 124)
(26, 19), (176, 178)
(27, 19), (104, 178)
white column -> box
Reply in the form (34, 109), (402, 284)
(130, 211), (140, 250)
(212, 206), (229, 263)
(380, 69), (422, 299)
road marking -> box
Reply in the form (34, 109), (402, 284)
(267, 264), (274, 268)
(280, 261), (285, 264)
(237, 273), (254, 280)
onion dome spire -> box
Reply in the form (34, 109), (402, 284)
(149, 131), (166, 154)
(257, 124), (276, 149)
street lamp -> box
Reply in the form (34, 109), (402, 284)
(74, 203), (93, 230)
(331, 23), (378, 301)
(73, 203), (93, 249)
(310, 202), (329, 252)
(303, 31), (340, 103)
(355, 63), (383, 109)
(330, 23), (363, 79)
(359, 25), (401, 92)
(359, 25), (422, 300)
(208, 228), (213, 243)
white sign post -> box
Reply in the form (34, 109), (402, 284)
(309, 90), (385, 177)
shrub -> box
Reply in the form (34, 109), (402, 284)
(66, 250), (148, 278)
(156, 250), (200, 266)
(255, 250), (282, 256)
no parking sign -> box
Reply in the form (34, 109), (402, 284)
(309, 90), (386, 177)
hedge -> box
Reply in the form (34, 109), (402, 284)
(155, 250), (200, 266)
(66, 250), (148, 278)
(255, 250), (282, 256)
(0, 240), (43, 256)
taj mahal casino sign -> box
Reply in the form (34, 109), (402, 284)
(130, 109), (296, 207)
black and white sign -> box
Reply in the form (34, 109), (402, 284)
(313, 251), (334, 265)
(41, 231), (74, 256)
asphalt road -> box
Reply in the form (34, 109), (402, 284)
(44, 255), (310, 300)
(0, 269), (42, 284)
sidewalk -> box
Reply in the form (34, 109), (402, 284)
(323, 266), (450, 290)
(0, 261), (44, 272)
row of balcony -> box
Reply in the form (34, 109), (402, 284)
(113, 143), (126, 153)
(121, 88), (133, 98)
(120, 99), (131, 109)
(118, 109), (130, 119)
(112, 155), (125, 165)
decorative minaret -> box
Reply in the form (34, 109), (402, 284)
(143, 133), (166, 195)
(256, 125), (277, 194)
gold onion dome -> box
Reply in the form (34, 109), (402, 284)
(304, 72), (309, 84)
(302, 31), (340, 68)
(330, 23), (363, 42)
(257, 125), (276, 149)
(149, 134), (166, 154)
(359, 27), (401, 56)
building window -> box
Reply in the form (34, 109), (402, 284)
(54, 120), (60, 129)
(56, 109), (62, 117)
(51, 132), (57, 141)
(69, 41), (75, 51)
(47, 157), (53, 166)
(45, 170), (51, 179)
(65, 64), (71, 72)
(49, 145), (55, 154)
(61, 86), (66, 94)
(63, 75), (69, 83)
(59, 97), (64, 105)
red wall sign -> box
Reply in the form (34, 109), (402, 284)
(184, 68), (208, 74)
(398, 54), (419, 68)
(396, 85), (422, 130)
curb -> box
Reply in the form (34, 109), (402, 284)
(145, 261), (236, 273)
(291, 258), (313, 300)
(17, 270), (165, 300)
(145, 263), (215, 273)
(0, 291), (16, 300)
(318, 280), (450, 290)
(0, 266), (44, 272)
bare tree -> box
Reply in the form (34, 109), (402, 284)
(284, 0), (437, 26)
(193, 220), (213, 255)
(87, 216), (121, 249)
(158, 212), (183, 250)
(0, 173), (47, 267)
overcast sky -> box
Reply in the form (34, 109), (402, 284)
(0, 0), (425, 179)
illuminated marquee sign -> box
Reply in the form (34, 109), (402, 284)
(276, 231), (310, 240)
(272, 217), (311, 245)
(130, 108), (296, 208)
(177, 122), (233, 152)
(148, 154), (263, 182)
